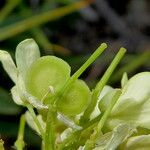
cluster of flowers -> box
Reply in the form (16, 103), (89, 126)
(0, 39), (150, 150)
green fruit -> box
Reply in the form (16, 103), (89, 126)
(25, 56), (71, 104)
(56, 79), (91, 116)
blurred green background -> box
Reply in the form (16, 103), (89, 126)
(0, 0), (150, 149)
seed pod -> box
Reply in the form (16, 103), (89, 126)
(25, 56), (71, 104)
(56, 79), (91, 116)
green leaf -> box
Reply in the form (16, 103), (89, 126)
(57, 79), (91, 115)
(25, 56), (71, 103)
(0, 50), (18, 83)
(107, 72), (150, 130)
(123, 134), (150, 150)
(56, 0), (75, 5)
(15, 39), (40, 79)
(0, 87), (21, 115)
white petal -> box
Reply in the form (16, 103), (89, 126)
(23, 92), (48, 109)
(57, 113), (82, 130)
(90, 85), (114, 120)
(25, 111), (45, 135)
(0, 50), (18, 83)
(124, 134), (150, 150)
(15, 39), (40, 79)
(95, 124), (136, 150)
(107, 72), (150, 130)
(11, 86), (24, 105)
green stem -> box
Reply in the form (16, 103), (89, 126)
(58, 131), (80, 150)
(14, 114), (25, 150)
(31, 28), (53, 54)
(56, 43), (107, 100)
(26, 104), (45, 138)
(18, 4), (71, 56)
(69, 43), (107, 86)
(97, 89), (121, 133)
(80, 47), (126, 124)
(0, 0), (21, 22)
(58, 114), (102, 149)
(0, 0), (91, 40)
(111, 50), (150, 83)
(45, 97), (56, 150)
(32, 28), (71, 55)
(84, 90), (121, 150)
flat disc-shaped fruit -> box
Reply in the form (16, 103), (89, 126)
(25, 56), (71, 103)
(56, 80), (91, 116)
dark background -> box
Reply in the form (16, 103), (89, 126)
(0, 0), (150, 149)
